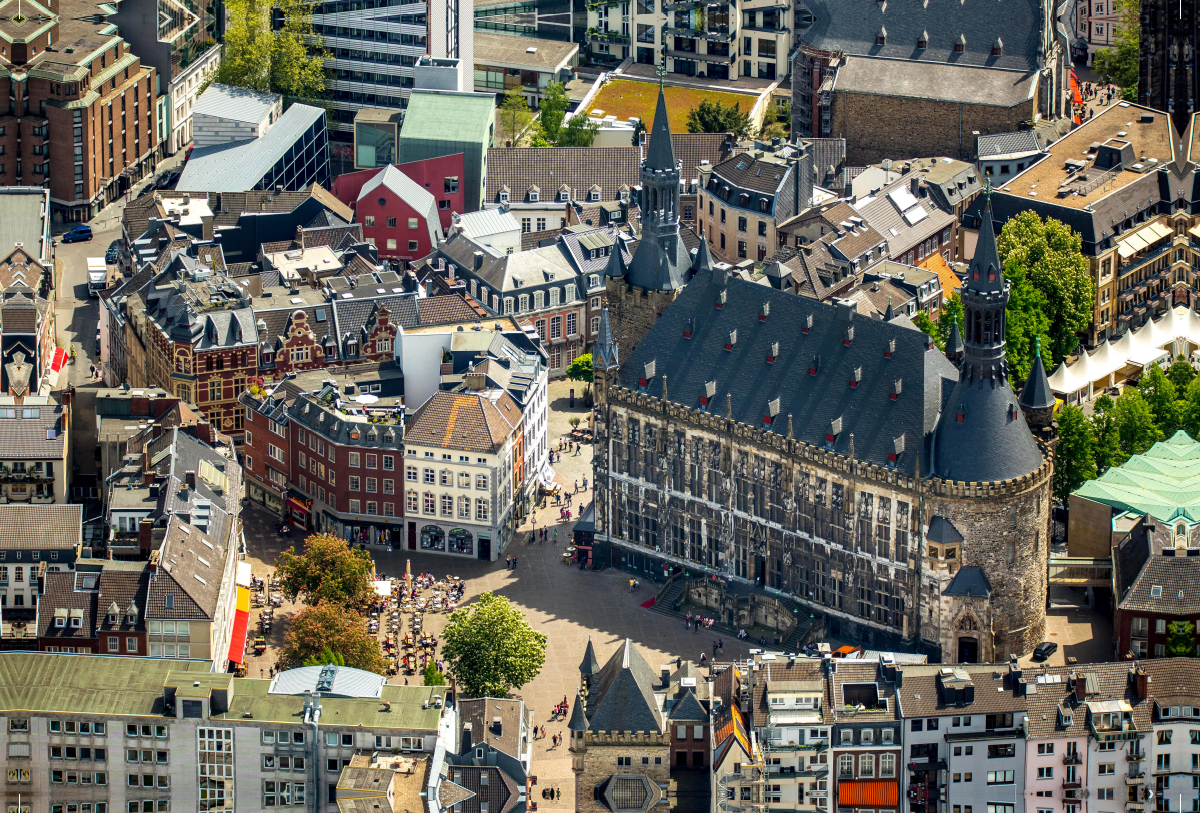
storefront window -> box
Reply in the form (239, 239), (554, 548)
(448, 529), (473, 555)
(421, 525), (446, 551)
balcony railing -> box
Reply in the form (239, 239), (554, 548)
(1090, 719), (1139, 742)
(1062, 753), (1082, 765)
(1062, 779), (1082, 790)
(1127, 751), (1146, 762)
(1125, 771), (1145, 783)
(587, 29), (630, 43)
(664, 24), (732, 41)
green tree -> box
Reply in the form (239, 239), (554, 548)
(686, 98), (752, 139)
(1092, 0), (1140, 101)
(215, 0), (272, 91)
(441, 592), (547, 697)
(500, 87), (533, 145)
(1112, 390), (1162, 460)
(274, 533), (376, 614)
(269, 0), (328, 102)
(630, 118), (647, 146)
(422, 662), (447, 686)
(567, 353), (593, 384)
(1166, 620), (1197, 657)
(1167, 357), (1196, 392)
(279, 602), (388, 673)
(539, 82), (569, 142)
(913, 293), (965, 352)
(1138, 364), (1179, 433)
(302, 647), (346, 667)
(1090, 394), (1125, 473)
(1000, 258), (1052, 382)
(216, 0), (326, 101)
(527, 121), (552, 148)
(1181, 377), (1200, 439)
(557, 114), (601, 147)
(1053, 405), (1097, 506)
(996, 211), (1094, 367)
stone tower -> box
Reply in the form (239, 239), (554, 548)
(606, 82), (690, 357)
(929, 187), (1053, 663)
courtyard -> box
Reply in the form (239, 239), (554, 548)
(240, 378), (758, 809)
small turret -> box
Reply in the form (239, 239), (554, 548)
(945, 314), (964, 368)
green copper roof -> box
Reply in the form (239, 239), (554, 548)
(399, 90), (495, 144)
(1074, 430), (1200, 523)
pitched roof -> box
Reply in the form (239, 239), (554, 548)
(0, 504), (81, 549)
(458, 697), (524, 759)
(486, 147), (640, 204)
(418, 294), (486, 326)
(943, 565), (991, 597)
(568, 691), (589, 731)
(976, 130), (1044, 159)
(808, 138), (848, 189)
(0, 399), (66, 458)
(359, 165), (442, 250)
(617, 268), (958, 474)
(585, 638), (662, 733)
(667, 688), (708, 721)
(148, 515), (230, 620)
(1117, 552), (1200, 614)
(1019, 346), (1056, 411)
(1072, 431), (1200, 523)
(580, 637), (602, 675)
(1021, 660), (1150, 739)
(404, 391), (520, 454)
(644, 86), (676, 172)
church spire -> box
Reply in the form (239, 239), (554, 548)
(958, 183), (1010, 384)
(594, 309), (619, 371)
(645, 70), (675, 172)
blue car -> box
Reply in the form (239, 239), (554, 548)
(61, 225), (93, 243)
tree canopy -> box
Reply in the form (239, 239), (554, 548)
(996, 211), (1094, 373)
(441, 592), (546, 697)
(500, 87), (533, 145)
(1053, 405), (1098, 505)
(556, 114), (600, 147)
(686, 99), (752, 139)
(567, 353), (593, 384)
(539, 82), (569, 142)
(216, 0), (326, 101)
(274, 533), (376, 613)
(279, 602), (387, 673)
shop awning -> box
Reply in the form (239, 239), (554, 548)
(227, 586), (251, 665)
(838, 780), (899, 808)
(51, 347), (67, 372)
(538, 464), (557, 489)
(286, 496), (310, 514)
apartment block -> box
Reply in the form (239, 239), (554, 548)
(0, 4), (159, 222)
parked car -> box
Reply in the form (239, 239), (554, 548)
(104, 240), (120, 264)
(61, 225), (93, 243)
(1032, 641), (1058, 661)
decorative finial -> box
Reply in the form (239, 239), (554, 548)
(1034, 336), (1041, 359)
(983, 174), (993, 207)
(656, 61), (666, 89)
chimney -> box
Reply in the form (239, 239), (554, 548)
(1073, 672), (1085, 702)
(148, 549), (160, 574)
(138, 518), (154, 555)
(462, 722), (472, 752)
(448, 262), (456, 281)
(143, 471), (155, 487)
(201, 214), (214, 241)
(1134, 667), (1150, 699)
(473, 251), (484, 271)
(185, 470), (196, 489)
(661, 665), (671, 689)
(910, 176), (920, 196)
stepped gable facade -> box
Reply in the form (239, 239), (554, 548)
(592, 194), (1053, 662)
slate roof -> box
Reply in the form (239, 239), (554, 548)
(1021, 661), (1150, 739)
(829, 661), (897, 723)
(976, 130), (1044, 160)
(660, 133), (737, 178)
(809, 138), (848, 190)
(616, 267), (958, 474)
(894, 663), (1025, 719)
(585, 638), (663, 733)
(37, 571), (97, 642)
(667, 688), (708, 721)
(1117, 551), (1200, 614)
(0, 504), (81, 549)
(458, 697), (524, 759)
(1019, 348), (1055, 411)
(710, 147), (799, 195)
(148, 515), (230, 620)
(942, 565), (991, 597)
(926, 515), (963, 544)
(798, 0), (1041, 73)
(0, 399), (66, 458)
(568, 691), (588, 731)
(418, 295), (487, 326)
(644, 87), (676, 173)
(404, 390), (520, 454)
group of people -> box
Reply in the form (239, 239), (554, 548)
(686, 611), (715, 630)
(505, 554), (520, 569)
(1076, 81), (1121, 121)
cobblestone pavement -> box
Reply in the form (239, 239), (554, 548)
(241, 379), (757, 809)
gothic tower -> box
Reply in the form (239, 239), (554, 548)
(1139, 0), (1197, 136)
(929, 187), (1052, 663)
(605, 81), (691, 357)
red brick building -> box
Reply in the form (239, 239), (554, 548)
(0, 5), (159, 222)
(37, 568), (148, 655)
(331, 153), (465, 234)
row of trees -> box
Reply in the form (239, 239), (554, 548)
(1053, 360), (1200, 504)
(501, 85), (602, 148)
(913, 210), (1094, 382)
(215, 0), (326, 102)
(273, 534), (547, 696)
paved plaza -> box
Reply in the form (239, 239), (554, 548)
(241, 379), (758, 809)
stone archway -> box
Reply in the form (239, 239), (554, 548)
(955, 612), (981, 664)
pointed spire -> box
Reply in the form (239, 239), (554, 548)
(965, 178), (1004, 293)
(692, 236), (715, 275)
(645, 85), (676, 172)
(884, 296), (895, 321)
(568, 691), (589, 732)
(1019, 337), (1056, 411)
(603, 242), (627, 278)
(945, 313), (964, 359)
(594, 309), (619, 371)
(579, 636), (602, 676)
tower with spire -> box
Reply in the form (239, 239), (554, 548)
(606, 81), (708, 358)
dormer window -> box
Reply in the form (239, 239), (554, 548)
(528, 187), (539, 203)
(917, 31), (928, 48)
(559, 187), (570, 202)
(849, 367), (861, 388)
(955, 34), (965, 52)
(992, 37), (1003, 56)
(499, 190), (510, 204)
(767, 342), (778, 363)
(891, 379), (902, 400)
(589, 187), (601, 202)
(826, 417), (842, 445)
